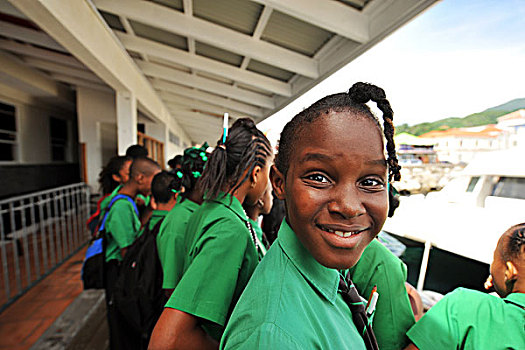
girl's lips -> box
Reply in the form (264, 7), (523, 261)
(316, 223), (369, 248)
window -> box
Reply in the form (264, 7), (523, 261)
(50, 117), (68, 161)
(492, 177), (525, 200)
(169, 131), (180, 146)
(0, 102), (17, 161)
(466, 176), (479, 192)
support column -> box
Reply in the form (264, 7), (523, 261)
(116, 91), (137, 155)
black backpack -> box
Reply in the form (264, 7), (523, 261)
(81, 194), (138, 289)
(112, 217), (167, 344)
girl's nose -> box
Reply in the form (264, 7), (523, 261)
(327, 186), (366, 219)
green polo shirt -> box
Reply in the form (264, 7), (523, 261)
(349, 239), (415, 350)
(100, 185), (121, 211)
(248, 218), (266, 259)
(165, 193), (258, 341)
(220, 220), (366, 349)
(407, 288), (525, 350)
(156, 199), (200, 289)
(103, 194), (141, 262)
(142, 209), (168, 233)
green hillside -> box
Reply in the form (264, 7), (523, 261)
(396, 98), (525, 136)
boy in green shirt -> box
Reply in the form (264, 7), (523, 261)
(405, 223), (525, 350)
(103, 157), (160, 350)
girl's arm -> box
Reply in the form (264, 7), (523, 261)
(149, 308), (218, 350)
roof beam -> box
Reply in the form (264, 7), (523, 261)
(137, 60), (275, 109)
(116, 33), (291, 96)
(23, 57), (104, 83)
(0, 39), (84, 69)
(157, 87), (264, 117)
(251, 0), (369, 42)
(50, 73), (111, 92)
(165, 99), (248, 120)
(94, 0), (319, 78)
(0, 20), (66, 52)
(9, 0), (191, 141)
(0, 50), (73, 102)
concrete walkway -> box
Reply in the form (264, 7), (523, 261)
(0, 247), (87, 349)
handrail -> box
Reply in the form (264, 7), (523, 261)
(0, 182), (90, 313)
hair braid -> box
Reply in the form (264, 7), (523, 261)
(348, 82), (401, 182)
(199, 118), (272, 201)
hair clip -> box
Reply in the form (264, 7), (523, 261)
(171, 189), (180, 194)
(222, 113), (229, 144)
(176, 171), (183, 179)
(192, 171), (201, 178)
(199, 152), (208, 161)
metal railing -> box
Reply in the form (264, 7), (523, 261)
(0, 183), (90, 312)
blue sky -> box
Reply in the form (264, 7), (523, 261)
(260, 0), (525, 145)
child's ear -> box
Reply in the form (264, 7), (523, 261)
(112, 174), (121, 183)
(505, 261), (518, 283)
(250, 165), (262, 188)
(270, 165), (285, 200)
(150, 197), (158, 210)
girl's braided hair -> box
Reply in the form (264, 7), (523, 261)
(98, 155), (131, 195)
(276, 82), (401, 182)
(177, 143), (209, 201)
(198, 118), (272, 201)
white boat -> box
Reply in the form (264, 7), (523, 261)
(384, 147), (525, 293)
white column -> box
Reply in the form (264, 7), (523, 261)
(116, 91), (137, 155)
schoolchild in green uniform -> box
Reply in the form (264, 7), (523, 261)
(103, 157), (161, 350)
(243, 183), (273, 258)
(157, 144), (208, 296)
(149, 118), (273, 350)
(221, 82), (406, 349)
(87, 156), (132, 232)
(405, 223), (525, 350)
(145, 171), (182, 232)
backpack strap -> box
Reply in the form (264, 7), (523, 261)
(99, 194), (139, 232)
(143, 217), (165, 238)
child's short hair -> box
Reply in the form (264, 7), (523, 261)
(126, 144), (149, 159)
(98, 155), (131, 194)
(504, 223), (525, 261)
(168, 155), (183, 169)
(198, 118), (272, 201)
(130, 157), (160, 178)
(276, 82), (401, 182)
(151, 171), (182, 204)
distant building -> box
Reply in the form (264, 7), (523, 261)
(496, 109), (525, 149)
(420, 125), (507, 164)
(394, 132), (438, 164)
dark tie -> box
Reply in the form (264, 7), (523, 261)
(339, 274), (379, 350)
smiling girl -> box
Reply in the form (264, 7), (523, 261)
(220, 82), (404, 349)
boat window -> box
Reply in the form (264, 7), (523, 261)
(466, 177), (479, 192)
(491, 177), (525, 200)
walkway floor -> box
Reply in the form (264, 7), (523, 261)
(0, 246), (87, 350)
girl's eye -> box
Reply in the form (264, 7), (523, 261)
(305, 173), (329, 184)
(360, 178), (385, 189)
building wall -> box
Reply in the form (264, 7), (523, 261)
(0, 83), (80, 198)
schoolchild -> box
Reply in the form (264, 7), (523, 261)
(405, 223), (525, 350)
(149, 118), (273, 350)
(103, 157), (161, 350)
(86, 155), (132, 233)
(243, 183), (273, 258)
(146, 171), (182, 232)
(221, 82), (404, 349)
(156, 144), (208, 296)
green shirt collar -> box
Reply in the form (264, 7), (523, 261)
(278, 220), (340, 305)
(505, 292), (525, 308)
(210, 192), (247, 222)
(151, 209), (169, 218)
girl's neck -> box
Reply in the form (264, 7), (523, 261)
(118, 183), (138, 198)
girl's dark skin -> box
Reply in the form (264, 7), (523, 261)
(271, 111), (389, 270)
(148, 154), (272, 350)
